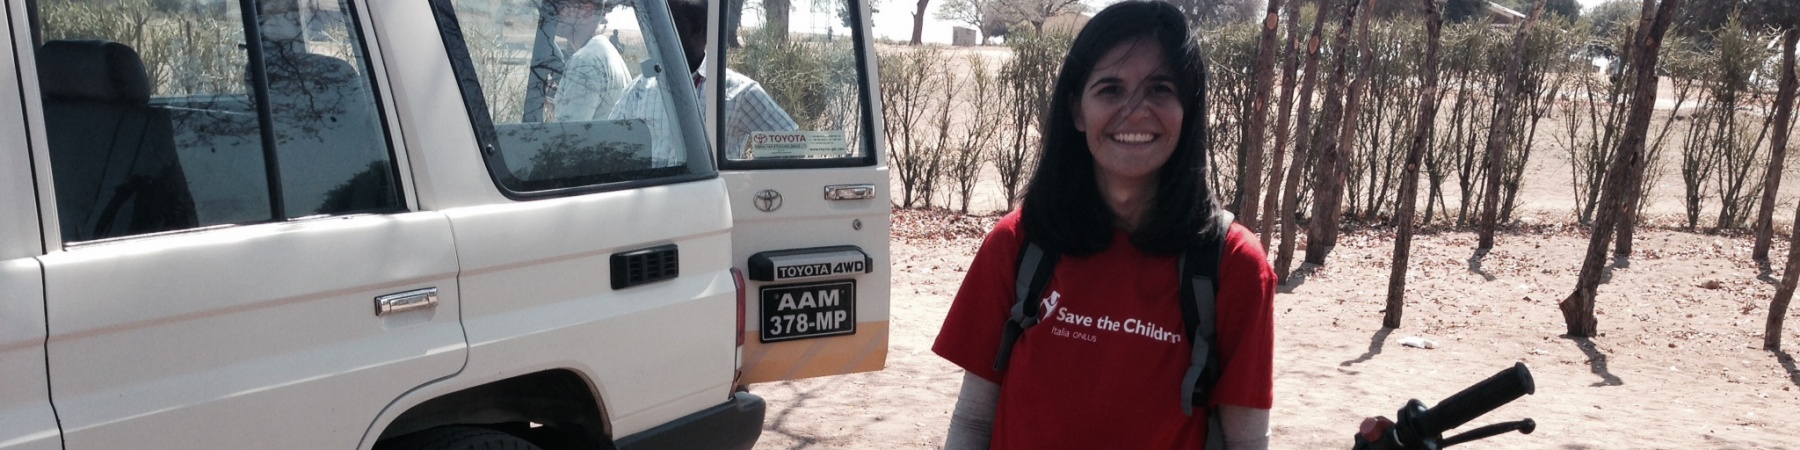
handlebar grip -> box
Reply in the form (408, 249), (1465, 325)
(1413, 362), (1534, 435)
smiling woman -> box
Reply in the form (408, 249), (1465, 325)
(1072, 38), (1184, 227)
(931, 2), (1278, 449)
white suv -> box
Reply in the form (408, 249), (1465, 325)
(0, 0), (889, 449)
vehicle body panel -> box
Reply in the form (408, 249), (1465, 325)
(39, 213), (464, 449)
(0, 9), (61, 446)
(0, 258), (56, 450)
(714, 0), (892, 385)
(370, 0), (745, 440)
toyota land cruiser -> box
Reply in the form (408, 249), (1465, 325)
(0, 0), (889, 448)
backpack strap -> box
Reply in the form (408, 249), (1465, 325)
(1179, 211), (1233, 418)
(995, 240), (1058, 372)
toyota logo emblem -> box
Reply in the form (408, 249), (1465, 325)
(754, 189), (783, 212)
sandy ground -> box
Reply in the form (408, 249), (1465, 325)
(752, 208), (1800, 449)
(749, 46), (1800, 449)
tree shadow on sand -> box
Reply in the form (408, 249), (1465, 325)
(1280, 263), (1320, 294)
(1756, 260), (1779, 285)
(760, 383), (826, 449)
(1466, 254), (1497, 282)
(1564, 336), (1623, 387)
(1776, 351), (1800, 389)
(1340, 327), (1394, 367)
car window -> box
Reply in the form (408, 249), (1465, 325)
(718, 0), (873, 168)
(436, 0), (709, 195)
(34, 0), (400, 242)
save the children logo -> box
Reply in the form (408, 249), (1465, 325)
(1039, 291), (1061, 320)
(1040, 290), (1183, 345)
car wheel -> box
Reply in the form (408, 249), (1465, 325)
(378, 426), (544, 450)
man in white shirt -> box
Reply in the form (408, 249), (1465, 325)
(549, 0), (631, 121)
(609, 0), (797, 162)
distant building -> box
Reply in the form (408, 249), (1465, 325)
(1485, 2), (1527, 26)
(1042, 12), (1090, 36)
(953, 27), (977, 47)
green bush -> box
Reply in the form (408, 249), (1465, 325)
(732, 26), (861, 133)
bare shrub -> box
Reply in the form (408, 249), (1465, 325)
(947, 55), (1005, 214)
(1707, 22), (1781, 230)
(993, 30), (1070, 208)
(1345, 19), (1425, 222)
(1430, 20), (1499, 227)
(1199, 21), (1263, 210)
(1555, 24), (1635, 225)
(1675, 16), (1780, 230)
(919, 59), (964, 209)
(880, 46), (945, 208)
(1496, 15), (1584, 223)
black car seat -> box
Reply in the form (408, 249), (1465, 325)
(38, 40), (197, 242)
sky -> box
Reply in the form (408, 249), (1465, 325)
(869, 0), (1115, 44)
(869, 0), (1616, 45)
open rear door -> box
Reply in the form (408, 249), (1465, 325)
(708, 0), (889, 384)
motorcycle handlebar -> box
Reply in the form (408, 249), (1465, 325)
(1412, 362), (1535, 436)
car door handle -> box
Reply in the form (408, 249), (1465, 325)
(824, 184), (875, 201)
(375, 287), (438, 316)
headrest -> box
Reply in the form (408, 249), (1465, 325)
(38, 40), (152, 103)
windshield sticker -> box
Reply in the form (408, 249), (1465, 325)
(746, 131), (848, 159)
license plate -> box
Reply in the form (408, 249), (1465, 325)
(760, 280), (856, 342)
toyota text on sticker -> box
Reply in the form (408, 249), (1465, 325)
(775, 260), (866, 280)
(746, 130), (849, 159)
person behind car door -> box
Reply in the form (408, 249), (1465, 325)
(551, 0), (632, 122)
(608, 0), (797, 161)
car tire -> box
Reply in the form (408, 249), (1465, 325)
(378, 426), (544, 450)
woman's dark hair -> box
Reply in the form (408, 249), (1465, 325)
(1019, 0), (1219, 256)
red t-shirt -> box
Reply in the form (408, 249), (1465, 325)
(933, 210), (1276, 449)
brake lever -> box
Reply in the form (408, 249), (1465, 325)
(1440, 419), (1536, 448)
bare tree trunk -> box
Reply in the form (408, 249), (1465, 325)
(1386, 0), (1444, 330)
(1617, 76), (1694, 265)
(1305, 0), (1370, 265)
(1239, 0), (1285, 232)
(1610, 72), (1646, 264)
(1563, 0), (1680, 338)
(1301, 0), (1357, 267)
(1770, 202), (1800, 351)
(1612, 137), (1650, 266)
(1615, 79), (1690, 265)
(1261, 1), (1306, 250)
(911, 0), (929, 46)
(1771, 204), (1800, 351)
(1755, 29), (1798, 267)
(1475, 0), (1547, 260)
(766, 0), (790, 41)
(1276, 0), (1332, 283)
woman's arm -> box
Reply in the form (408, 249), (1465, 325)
(1219, 404), (1271, 450)
(944, 371), (999, 450)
